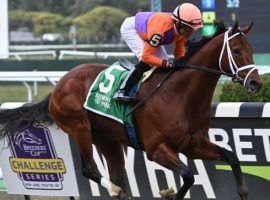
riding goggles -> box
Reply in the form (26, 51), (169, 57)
(180, 19), (203, 30)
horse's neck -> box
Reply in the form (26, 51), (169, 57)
(172, 38), (222, 110)
(186, 68), (220, 107)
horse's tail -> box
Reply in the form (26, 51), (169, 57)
(0, 93), (53, 144)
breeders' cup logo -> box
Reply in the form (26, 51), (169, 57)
(14, 129), (44, 156)
(8, 124), (66, 190)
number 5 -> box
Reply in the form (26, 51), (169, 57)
(99, 65), (125, 94)
(149, 34), (162, 47)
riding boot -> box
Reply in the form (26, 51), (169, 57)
(114, 61), (150, 103)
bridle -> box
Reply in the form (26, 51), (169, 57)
(126, 27), (258, 115)
(176, 28), (258, 85)
(219, 28), (257, 87)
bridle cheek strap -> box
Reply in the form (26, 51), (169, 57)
(219, 29), (257, 86)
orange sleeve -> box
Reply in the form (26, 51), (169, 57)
(174, 36), (187, 58)
(141, 43), (164, 67)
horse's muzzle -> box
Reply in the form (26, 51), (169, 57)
(245, 78), (262, 94)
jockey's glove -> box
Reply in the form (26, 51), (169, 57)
(165, 57), (185, 69)
(173, 57), (185, 68)
(166, 58), (175, 68)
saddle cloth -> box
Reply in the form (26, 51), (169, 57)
(84, 61), (156, 149)
(84, 61), (155, 124)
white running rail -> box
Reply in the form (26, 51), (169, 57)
(9, 51), (57, 61)
(58, 50), (136, 59)
(0, 66), (268, 102)
(0, 71), (67, 102)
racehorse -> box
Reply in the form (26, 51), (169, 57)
(0, 21), (262, 200)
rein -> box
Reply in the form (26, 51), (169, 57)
(177, 64), (235, 77)
(126, 68), (174, 116)
(126, 63), (232, 116)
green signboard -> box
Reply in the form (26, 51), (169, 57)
(202, 24), (217, 37)
(203, 11), (216, 23)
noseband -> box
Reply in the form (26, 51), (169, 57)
(219, 28), (257, 86)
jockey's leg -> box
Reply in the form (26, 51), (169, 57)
(120, 16), (144, 60)
(117, 16), (166, 104)
(148, 143), (194, 200)
(187, 138), (248, 200)
(114, 61), (150, 103)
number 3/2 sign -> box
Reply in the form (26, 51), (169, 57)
(148, 34), (162, 47)
(226, 0), (240, 8)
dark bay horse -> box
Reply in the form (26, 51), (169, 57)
(0, 22), (262, 200)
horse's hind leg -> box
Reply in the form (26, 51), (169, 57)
(54, 115), (123, 197)
(188, 138), (248, 200)
(148, 143), (194, 200)
(94, 135), (131, 199)
(55, 115), (103, 182)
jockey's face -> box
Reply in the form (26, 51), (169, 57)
(176, 22), (195, 38)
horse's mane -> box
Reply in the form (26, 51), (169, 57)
(183, 21), (227, 63)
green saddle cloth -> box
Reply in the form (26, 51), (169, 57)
(84, 62), (141, 125)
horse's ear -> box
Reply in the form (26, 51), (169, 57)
(241, 22), (253, 35)
(231, 21), (239, 33)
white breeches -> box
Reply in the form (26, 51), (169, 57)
(120, 16), (169, 61)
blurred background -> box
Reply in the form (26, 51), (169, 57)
(0, 1), (269, 199)
(0, 0), (269, 103)
(6, 0), (270, 50)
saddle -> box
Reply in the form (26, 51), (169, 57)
(119, 59), (156, 83)
(119, 59), (134, 71)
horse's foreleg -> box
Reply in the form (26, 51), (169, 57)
(187, 139), (248, 200)
(218, 147), (248, 200)
(94, 135), (131, 200)
(149, 143), (194, 200)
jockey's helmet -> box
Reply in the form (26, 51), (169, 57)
(172, 3), (203, 30)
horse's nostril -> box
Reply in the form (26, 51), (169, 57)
(250, 80), (257, 86)
(249, 80), (262, 92)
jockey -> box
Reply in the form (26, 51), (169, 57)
(114, 3), (203, 103)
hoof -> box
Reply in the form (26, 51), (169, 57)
(116, 190), (132, 200)
(159, 187), (175, 199)
(240, 193), (248, 200)
(238, 185), (249, 200)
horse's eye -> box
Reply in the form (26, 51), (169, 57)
(233, 49), (241, 55)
